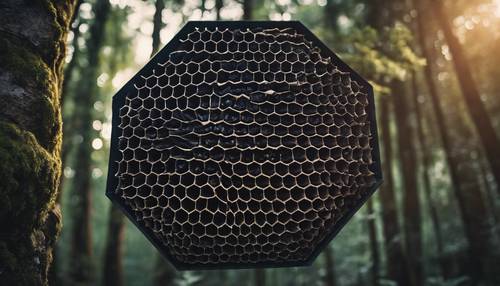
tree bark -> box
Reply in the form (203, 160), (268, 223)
(50, 2), (84, 284)
(392, 80), (422, 286)
(68, 0), (111, 284)
(323, 246), (336, 286)
(411, 71), (448, 278)
(414, 1), (498, 283)
(0, 1), (77, 285)
(377, 96), (412, 286)
(430, 0), (500, 194)
(102, 205), (125, 286)
(366, 199), (379, 286)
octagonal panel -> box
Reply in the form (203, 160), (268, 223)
(106, 21), (382, 270)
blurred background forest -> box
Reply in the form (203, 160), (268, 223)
(53, 0), (500, 285)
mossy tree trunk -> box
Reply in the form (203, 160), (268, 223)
(50, 3), (84, 284)
(68, 0), (110, 284)
(0, 0), (77, 285)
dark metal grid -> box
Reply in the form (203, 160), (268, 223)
(106, 21), (382, 270)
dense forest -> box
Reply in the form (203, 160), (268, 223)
(1, 0), (500, 285)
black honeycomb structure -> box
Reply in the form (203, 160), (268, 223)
(106, 21), (382, 270)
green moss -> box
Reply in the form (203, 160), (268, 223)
(0, 121), (61, 285)
(32, 0), (67, 64)
(0, 37), (60, 150)
(0, 121), (60, 229)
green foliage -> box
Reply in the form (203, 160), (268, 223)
(316, 23), (424, 95)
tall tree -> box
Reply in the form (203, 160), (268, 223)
(377, 96), (412, 286)
(102, 206), (125, 286)
(68, 0), (111, 284)
(369, 2), (424, 284)
(255, 268), (266, 286)
(61, 0), (84, 107)
(365, 1), (413, 285)
(411, 72), (447, 277)
(215, 0), (223, 20)
(200, 0), (207, 17)
(0, 1), (77, 285)
(413, 0), (498, 283)
(242, 0), (253, 20)
(323, 247), (336, 286)
(152, 0), (165, 56)
(391, 80), (422, 286)
(153, 259), (177, 286)
(430, 0), (500, 192)
(366, 199), (379, 286)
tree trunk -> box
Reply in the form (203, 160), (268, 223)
(366, 199), (379, 286)
(152, 0), (165, 56)
(377, 96), (412, 286)
(411, 72), (448, 278)
(68, 0), (110, 284)
(323, 246), (336, 286)
(477, 153), (500, 228)
(215, 0), (223, 20)
(447, 107), (498, 285)
(392, 80), (422, 286)
(0, 1), (77, 285)
(242, 0), (253, 20)
(61, 0), (84, 107)
(153, 257), (177, 286)
(255, 269), (266, 286)
(102, 205), (125, 286)
(200, 0), (207, 17)
(430, 0), (500, 193)
(414, 1), (498, 283)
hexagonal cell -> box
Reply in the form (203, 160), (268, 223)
(107, 21), (381, 270)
